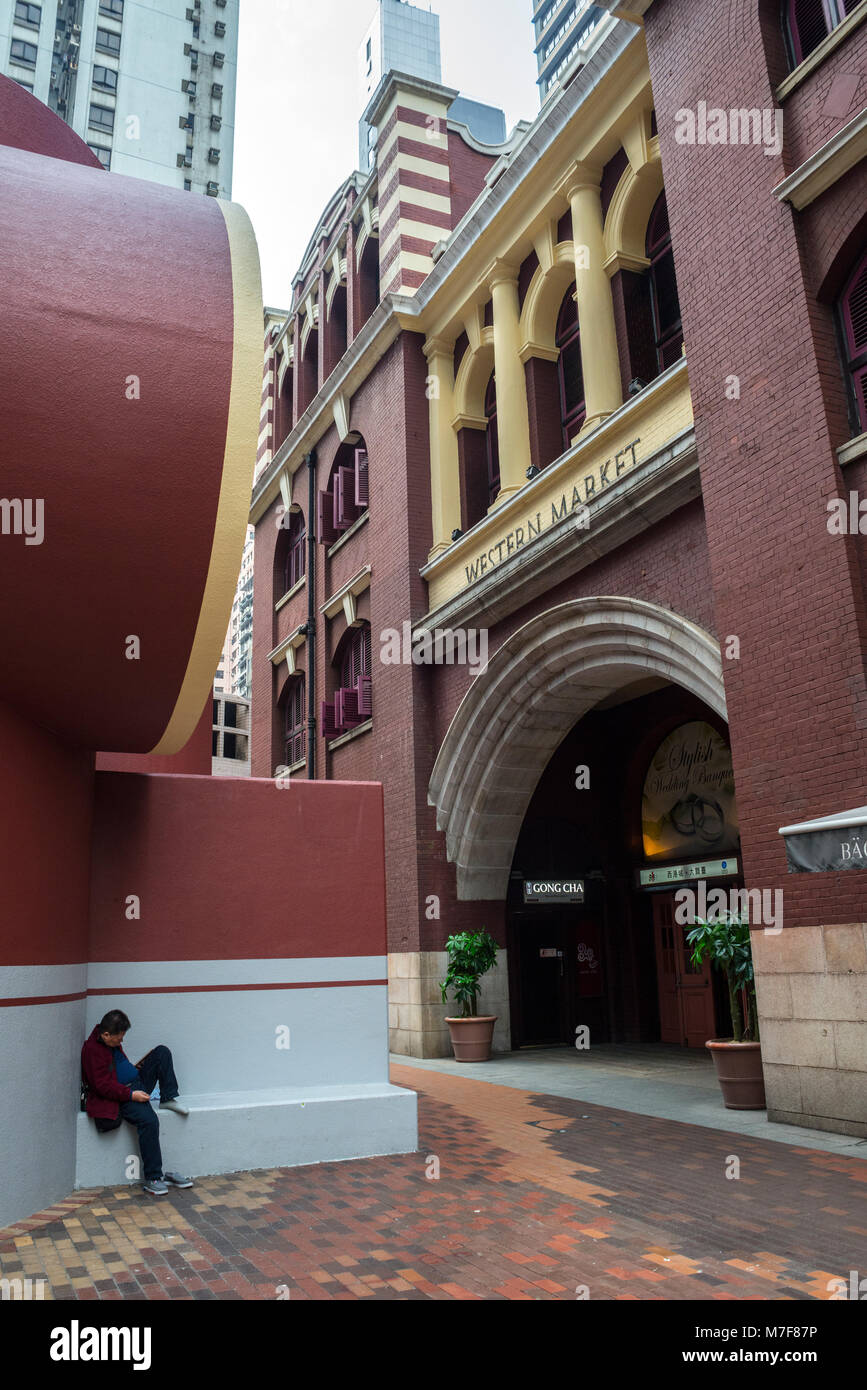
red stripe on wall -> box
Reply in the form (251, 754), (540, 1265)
(379, 167), (450, 210)
(396, 135), (450, 166)
(0, 991), (87, 1007)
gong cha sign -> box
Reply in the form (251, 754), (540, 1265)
(641, 721), (739, 860)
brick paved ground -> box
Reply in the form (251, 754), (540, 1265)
(2, 1064), (866, 1301)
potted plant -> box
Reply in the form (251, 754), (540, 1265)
(440, 930), (499, 1062)
(686, 911), (765, 1110)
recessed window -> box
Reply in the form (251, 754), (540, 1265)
(14, 2), (41, 29)
(213, 50), (224, 67)
(99, 0), (124, 16)
(88, 142), (111, 168)
(321, 624), (372, 740)
(646, 191), (683, 374)
(556, 286), (585, 448)
(839, 248), (867, 434)
(10, 38), (38, 66)
(276, 510), (306, 597)
(92, 65), (117, 93)
(318, 446), (369, 545)
(214, 20), (226, 36)
(485, 373), (500, 507)
(88, 102), (115, 133)
(208, 146), (219, 163)
(210, 113), (221, 130)
(785, 0), (853, 67)
(283, 677), (306, 767)
(206, 180), (218, 196)
(211, 82), (222, 97)
(183, 178), (192, 190)
(95, 27), (121, 56)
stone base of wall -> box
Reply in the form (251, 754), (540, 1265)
(753, 923), (867, 1139)
(387, 951), (511, 1058)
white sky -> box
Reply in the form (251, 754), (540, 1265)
(233, 0), (540, 307)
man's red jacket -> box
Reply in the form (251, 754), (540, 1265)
(81, 1025), (134, 1120)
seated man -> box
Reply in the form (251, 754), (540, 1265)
(81, 1008), (194, 1197)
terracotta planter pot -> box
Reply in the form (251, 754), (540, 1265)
(445, 1016), (497, 1062)
(705, 1040), (766, 1110)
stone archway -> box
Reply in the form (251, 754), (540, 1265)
(428, 597), (727, 899)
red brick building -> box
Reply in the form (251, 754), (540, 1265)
(251, 1), (867, 1137)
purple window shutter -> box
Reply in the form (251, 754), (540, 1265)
(320, 699), (338, 741)
(843, 253), (867, 430)
(843, 254), (867, 357)
(338, 466), (357, 527)
(317, 489), (338, 545)
(341, 687), (360, 726)
(356, 674), (372, 718)
(355, 449), (369, 508)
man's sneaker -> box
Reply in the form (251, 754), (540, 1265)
(164, 1172), (194, 1188)
(142, 1179), (169, 1196)
(159, 1098), (190, 1116)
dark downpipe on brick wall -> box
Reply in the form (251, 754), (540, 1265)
(305, 448), (317, 780)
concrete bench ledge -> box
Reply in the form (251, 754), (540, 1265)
(150, 1081), (408, 1110)
(75, 1081), (417, 1189)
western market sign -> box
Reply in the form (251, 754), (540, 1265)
(779, 806), (867, 873)
(463, 438), (641, 586)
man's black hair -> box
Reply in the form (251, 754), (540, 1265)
(98, 1009), (131, 1035)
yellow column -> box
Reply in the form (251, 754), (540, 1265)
(487, 260), (532, 505)
(423, 337), (461, 560)
(563, 164), (623, 436)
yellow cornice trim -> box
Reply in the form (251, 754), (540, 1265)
(149, 200), (262, 755)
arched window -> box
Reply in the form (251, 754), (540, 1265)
(322, 621), (372, 741)
(284, 509), (305, 592)
(283, 675), (305, 767)
(646, 192), (683, 376)
(556, 285), (585, 447)
(317, 441), (369, 545)
(785, 1), (854, 67)
(839, 249), (867, 433)
(485, 373), (500, 506)
(340, 622), (371, 693)
(273, 508), (305, 602)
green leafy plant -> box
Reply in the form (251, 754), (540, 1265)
(686, 912), (759, 1042)
(440, 930), (499, 1018)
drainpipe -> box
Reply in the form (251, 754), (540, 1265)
(305, 448), (317, 780)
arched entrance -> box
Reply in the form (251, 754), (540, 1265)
(429, 598), (741, 1051)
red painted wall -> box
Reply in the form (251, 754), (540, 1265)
(88, 775), (387, 961)
(0, 140), (235, 752)
(0, 699), (94, 966)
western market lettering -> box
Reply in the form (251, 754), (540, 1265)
(464, 438), (641, 585)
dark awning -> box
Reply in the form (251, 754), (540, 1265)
(779, 806), (867, 873)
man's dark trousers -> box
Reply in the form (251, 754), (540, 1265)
(119, 1045), (181, 1182)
